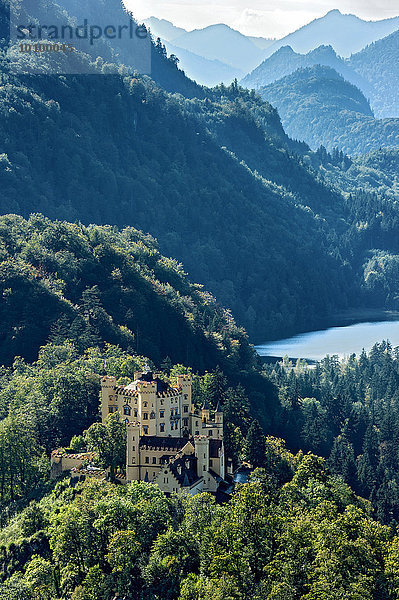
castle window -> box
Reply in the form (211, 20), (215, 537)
(183, 405), (188, 413)
(144, 402), (148, 407)
(195, 421), (198, 426)
(209, 459), (213, 467)
(183, 418), (188, 427)
(150, 411), (155, 419)
(124, 418), (129, 425)
(152, 457), (157, 464)
(134, 409), (138, 418)
(143, 413), (148, 420)
(132, 446), (135, 451)
(153, 472), (155, 477)
(208, 430), (213, 436)
(203, 465), (206, 471)
(184, 394), (188, 400)
(123, 406), (131, 416)
(160, 410), (165, 418)
(108, 406), (114, 413)
(160, 423), (165, 432)
(145, 457), (149, 464)
(143, 426), (148, 434)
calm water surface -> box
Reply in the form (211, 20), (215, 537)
(256, 320), (399, 361)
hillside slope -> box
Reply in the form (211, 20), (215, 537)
(0, 214), (255, 371)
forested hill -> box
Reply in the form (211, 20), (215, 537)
(0, 214), (255, 372)
(259, 65), (399, 155)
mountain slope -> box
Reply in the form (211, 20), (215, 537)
(0, 67), (354, 341)
(349, 29), (399, 118)
(259, 66), (399, 155)
(263, 9), (399, 59)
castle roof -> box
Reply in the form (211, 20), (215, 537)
(169, 454), (200, 487)
(215, 400), (223, 413)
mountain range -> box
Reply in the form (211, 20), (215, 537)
(144, 11), (399, 88)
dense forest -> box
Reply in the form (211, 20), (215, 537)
(267, 342), (399, 524)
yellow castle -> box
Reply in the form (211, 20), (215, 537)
(100, 369), (232, 495)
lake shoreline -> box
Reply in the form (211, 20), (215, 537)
(256, 316), (399, 362)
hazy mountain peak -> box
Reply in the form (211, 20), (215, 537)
(169, 21), (263, 72)
(144, 16), (188, 42)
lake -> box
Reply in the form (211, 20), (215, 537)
(256, 318), (399, 362)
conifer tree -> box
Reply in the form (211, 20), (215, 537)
(244, 420), (266, 467)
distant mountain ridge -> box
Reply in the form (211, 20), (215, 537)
(262, 9), (399, 59)
(160, 23), (264, 72)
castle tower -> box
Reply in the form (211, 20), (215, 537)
(126, 423), (140, 481)
(136, 380), (157, 436)
(195, 436), (209, 478)
(100, 376), (117, 423)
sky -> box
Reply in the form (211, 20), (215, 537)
(125, 0), (399, 38)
